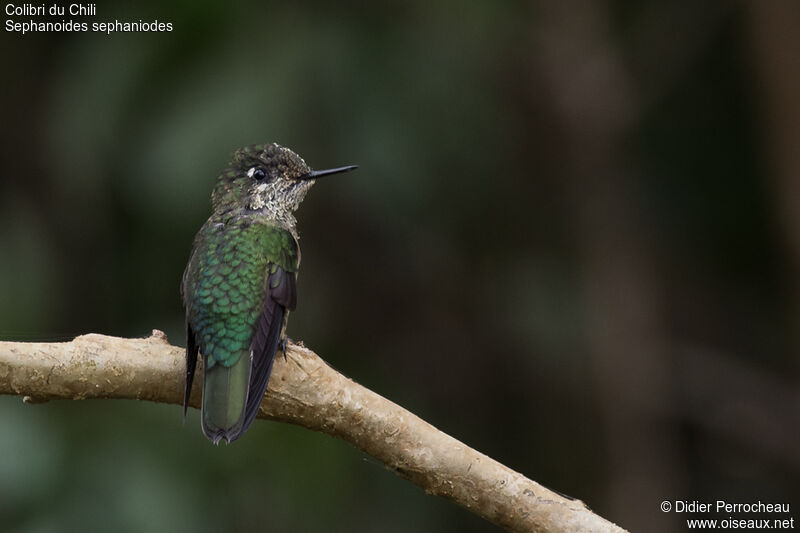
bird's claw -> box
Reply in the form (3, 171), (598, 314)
(281, 337), (292, 360)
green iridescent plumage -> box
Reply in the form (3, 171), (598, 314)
(184, 220), (298, 367)
(181, 142), (356, 444)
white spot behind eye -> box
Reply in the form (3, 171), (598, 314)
(247, 167), (256, 178)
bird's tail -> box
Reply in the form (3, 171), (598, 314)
(201, 352), (251, 444)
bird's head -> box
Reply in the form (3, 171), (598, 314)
(211, 143), (356, 227)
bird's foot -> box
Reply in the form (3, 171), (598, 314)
(280, 336), (293, 360)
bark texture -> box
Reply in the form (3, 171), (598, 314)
(0, 331), (626, 533)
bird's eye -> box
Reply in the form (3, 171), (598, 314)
(248, 167), (267, 180)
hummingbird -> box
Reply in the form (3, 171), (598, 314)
(181, 143), (357, 444)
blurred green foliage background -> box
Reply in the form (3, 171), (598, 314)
(1, 1), (798, 531)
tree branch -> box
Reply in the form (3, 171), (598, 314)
(0, 331), (626, 533)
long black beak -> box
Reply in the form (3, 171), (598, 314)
(297, 165), (358, 181)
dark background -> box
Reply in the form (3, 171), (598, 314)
(1, 2), (798, 532)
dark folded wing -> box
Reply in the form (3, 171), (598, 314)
(184, 319), (199, 419)
(239, 264), (297, 434)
